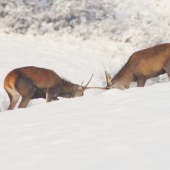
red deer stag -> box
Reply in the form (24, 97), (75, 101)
(4, 66), (105, 110)
(105, 43), (170, 90)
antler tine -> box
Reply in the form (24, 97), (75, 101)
(80, 81), (84, 86)
(85, 74), (93, 88)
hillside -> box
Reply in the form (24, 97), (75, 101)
(1, 0), (170, 169)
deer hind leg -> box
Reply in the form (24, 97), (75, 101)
(18, 93), (35, 109)
(16, 77), (36, 109)
(5, 87), (20, 110)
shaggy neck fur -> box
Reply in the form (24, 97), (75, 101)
(59, 78), (79, 98)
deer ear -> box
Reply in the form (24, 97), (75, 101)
(105, 71), (112, 87)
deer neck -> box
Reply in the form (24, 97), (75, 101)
(59, 79), (78, 98)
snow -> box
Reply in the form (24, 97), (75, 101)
(0, 0), (170, 169)
(1, 0), (170, 49)
(0, 34), (170, 170)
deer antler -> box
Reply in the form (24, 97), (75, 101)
(105, 71), (112, 87)
(85, 74), (108, 90)
(85, 74), (93, 88)
(80, 81), (84, 86)
(83, 74), (110, 90)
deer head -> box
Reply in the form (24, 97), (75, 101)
(105, 71), (128, 90)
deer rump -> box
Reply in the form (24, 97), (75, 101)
(105, 43), (170, 90)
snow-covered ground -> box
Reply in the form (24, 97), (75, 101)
(0, 34), (170, 170)
(1, 0), (170, 169)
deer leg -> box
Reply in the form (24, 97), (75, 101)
(18, 96), (31, 108)
(6, 88), (20, 110)
(46, 89), (54, 102)
(18, 88), (36, 109)
(18, 87), (36, 108)
(164, 60), (170, 79)
(16, 77), (36, 109)
(137, 77), (146, 87)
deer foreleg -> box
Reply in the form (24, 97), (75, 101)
(164, 59), (170, 79)
(46, 89), (55, 102)
(137, 77), (146, 87)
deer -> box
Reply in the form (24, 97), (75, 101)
(105, 43), (170, 90)
(4, 66), (105, 110)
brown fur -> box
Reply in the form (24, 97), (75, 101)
(105, 43), (170, 90)
(4, 66), (92, 110)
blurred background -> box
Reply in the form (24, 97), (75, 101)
(1, 0), (170, 49)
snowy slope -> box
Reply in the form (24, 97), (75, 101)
(0, 34), (170, 170)
(1, 83), (170, 170)
(1, 0), (170, 169)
